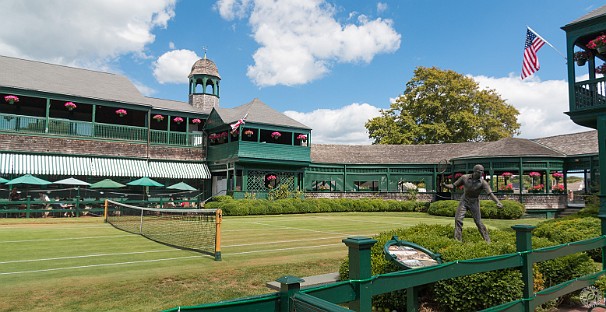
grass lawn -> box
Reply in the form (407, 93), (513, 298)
(0, 213), (544, 311)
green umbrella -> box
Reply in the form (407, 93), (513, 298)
(127, 177), (164, 187)
(166, 181), (197, 191)
(127, 177), (163, 201)
(6, 174), (52, 185)
(0, 177), (8, 184)
(90, 179), (126, 189)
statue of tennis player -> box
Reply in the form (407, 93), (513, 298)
(442, 164), (502, 242)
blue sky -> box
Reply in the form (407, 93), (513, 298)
(0, 0), (603, 144)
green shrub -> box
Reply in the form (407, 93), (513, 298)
(339, 224), (597, 311)
(534, 216), (601, 262)
(427, 200), (524, 219)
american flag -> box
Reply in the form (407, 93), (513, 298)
(230, 113), (248, 133)
(521, 27), (546, 80)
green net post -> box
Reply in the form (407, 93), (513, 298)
(277, 275), (304, 312)
(512, 224), (536, 312)
(342, 236), (376, 312)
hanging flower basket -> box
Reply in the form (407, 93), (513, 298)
(173, 117), (184, 124)
(209, 133), (218, 143)
(191, 118), (201, 124)
(153, 114), (164, 122)
(244, 129), (254, 137)
(596, 64), (606, 75)
(271, 131), (281, 140)
(115, 109), (127, 117)
(296, 134), (307, 141)
(64, 102), (77, 111)
(587, 34), (606, 54)
(574, 51), (590, 66)
(4, 95), (19, 104)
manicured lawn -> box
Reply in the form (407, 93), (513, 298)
(0, 213), (543, 311)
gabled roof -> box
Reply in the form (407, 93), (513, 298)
(531, 130), (597, 156)
(215, 98), (310, 130)
(0, 55), (202, 114)
(311, 131), (599, 165)
(563, 5), (606, 28)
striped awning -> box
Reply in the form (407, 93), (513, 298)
(0, 153), (210, 179)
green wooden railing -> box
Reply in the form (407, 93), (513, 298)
(164, 223), (606, 312)
(0, 113), (203, 147)
(574, 77), (606, 111)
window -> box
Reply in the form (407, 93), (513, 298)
(313, 180), (334, 191)
(354, 180), (378, 192)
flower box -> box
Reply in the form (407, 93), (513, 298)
(153, 114), (164, 122)
(115, 109), (127, 117)
(64, 102), (77, 111)
(551, 184), (565, 194)
(587, 34), (606, 53)
(4, 95), (19, 104)
(173, 117), (184, 124)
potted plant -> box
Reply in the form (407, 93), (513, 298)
(587, 34), (606, 54)
(596, 64), (606, 75)
(296, 134), (307, 141)
(115, 109), (127, 117)
(191, 118), (201, 124)
(64, 102), (77, 111)
(244, 129), (254, 137)
(499, 183), (514, 193)
(551, 184), (565, 194)
(574, 51), (590, 66)
(552, 172), (563, 182)
(271, 131), (281, 140)
(173, 117), (184, 124)
(4, 95), (19, 104)
(153, 114), (164, 122)
(528, 184), (544, 193)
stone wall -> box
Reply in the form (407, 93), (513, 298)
(304, 192), (434, 202)
(453, 193), (567, 210)
(0, 133), (204, 161)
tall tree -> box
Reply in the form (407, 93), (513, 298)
(366, 66), (520, 144)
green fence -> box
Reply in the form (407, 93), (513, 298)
(164, 223), (606, 312)
(0, 113), (203, 147)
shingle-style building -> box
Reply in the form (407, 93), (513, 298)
(0, 53), (599, 217)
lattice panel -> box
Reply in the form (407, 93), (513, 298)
(247, 170), (295, 192)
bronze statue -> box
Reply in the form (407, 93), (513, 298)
(442, 164), (502, 242)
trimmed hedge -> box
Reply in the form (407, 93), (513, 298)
(427, 199), (524, 219)
(339, 224), (596, 311)
(205, 197), (430, 216)
(534, 216), (602, 262)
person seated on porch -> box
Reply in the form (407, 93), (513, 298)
(39, 192), (52, 218)
(164, 197), (176, 208)
(9, 188), (20, 201)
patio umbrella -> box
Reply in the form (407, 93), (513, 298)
(0, 177), (8, 184)
(6, 174), (53, 197)
(127, 177), (163, 200)
(90, 179), (126, 189)
(166, 181), (197, 191)
(54, 177), (91, 198)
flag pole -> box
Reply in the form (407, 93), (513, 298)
(527, 26), (567, 62)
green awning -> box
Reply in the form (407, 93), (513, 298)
(0, 153), (210, 179)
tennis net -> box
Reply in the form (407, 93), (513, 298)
(104, 199), (222, 260)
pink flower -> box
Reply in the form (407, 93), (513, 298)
(528, 171), (541, 177)
(115, 109), (127, 117)
(244, 130), (254, 136)
(173, 117), (184, 123)
(587, 34), (606, 49)
(153, 114), (164, 121)
(64, 102), (77, 110)
(501, 172), (513, 177)
(4, 95), (19, 103)
(191, 118), (201, 124)
(271, 131), (281, 139)
(297, 134), (307, 140)
(552, 172), (563, 179)
(266, 175), (277, 181)
(454, 173), (463, 178)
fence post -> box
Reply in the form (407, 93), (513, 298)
(512, 224), (536, 312)
(343, 236), (377, 312)
(277, 275), (304, 312)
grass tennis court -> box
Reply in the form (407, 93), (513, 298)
(0, 212), (543, 311)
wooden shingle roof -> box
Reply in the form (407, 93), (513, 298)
(311, 131), (598, 165)
(216, 98), (310, 130)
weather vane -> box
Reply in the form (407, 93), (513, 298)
(202, 46), (207, 59)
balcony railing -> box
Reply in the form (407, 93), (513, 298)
(0, 113), (204, 147)
(573, 77), (606, 111)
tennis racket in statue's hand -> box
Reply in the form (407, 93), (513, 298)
(438, 159), (448, 190)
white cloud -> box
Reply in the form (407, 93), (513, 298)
(153, 49), (201, 84)
(284, 103), (381, 144)
(132, 80), (157, 97)
(472, 74), (589, 139)
(217, 0), (401, 86)
(377, 2), (388, 14)
(0, 0), (175, 69)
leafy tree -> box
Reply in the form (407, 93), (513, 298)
(366, 66), (520, 144)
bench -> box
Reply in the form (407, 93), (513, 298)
(266, 272), (340, 291)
